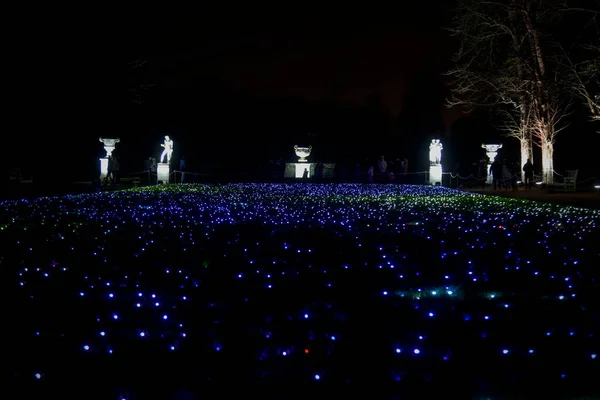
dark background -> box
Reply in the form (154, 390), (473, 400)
(5, 2), (599, 187)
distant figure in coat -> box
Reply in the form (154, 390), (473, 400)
(377, 156), (387, 173)
(489, 158), (503, 190)
(501, 160), (511, 190)
(367, 166), (374, 183)
(523, 158), (534, 190)
(179, 157), (186, 183)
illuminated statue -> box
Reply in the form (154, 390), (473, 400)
(294, 145), (312, 162)
(481, 144), (503, 162)
(482, 144), (503, 184)
(160, 135), (174, 164)
(99, 137), (120, 158)
(429, 139), (443, 165)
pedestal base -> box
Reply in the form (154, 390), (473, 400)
(429, 165), (442, 185)
(157, 163), (170, 184)
(284, 163), (315, 178)
(295, 163), (310, 178)
(99, 157), (108, 180)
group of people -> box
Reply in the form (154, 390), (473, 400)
(366, 156), (409, 184)
(489, 157), (535, 190)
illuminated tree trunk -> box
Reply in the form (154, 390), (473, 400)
(540, 135), (554, 185)
(519, 136), (533, 182)
(522, 6), (555, 185)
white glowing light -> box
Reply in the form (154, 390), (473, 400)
(160, 135), (174, 164)
(294, 145), (312, 162)
(429, 139), (443, 165)
(428, 139), (443, 185)
(429, 165), (442, 185)
(482, 144), (502, 184)
(99, 137), (120, 158)
(99, 137), (120, 179)
(99, 157), (109, 180)
(157, 163), (170, 184)
(294, 163), (311, 178)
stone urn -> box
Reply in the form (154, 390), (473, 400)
(294, 145), (312, 162)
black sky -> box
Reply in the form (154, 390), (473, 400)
(9, 2), (460, 171)
(81, 2), (456, 117)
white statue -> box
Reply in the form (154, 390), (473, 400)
(482, 144), (503, 162)
(99, 137), (120, 158)
(429, 139), (443, 165)
(294, 145), (312, 162)
(160, 135), (174, 164)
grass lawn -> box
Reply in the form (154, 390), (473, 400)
(4, 183), (600, 398)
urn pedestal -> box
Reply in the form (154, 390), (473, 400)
(157, 163), (170, 184)
(99, 157), (109, 180)
(429, 165), (442, 185)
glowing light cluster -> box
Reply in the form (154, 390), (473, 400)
(3, 183), (599, 394)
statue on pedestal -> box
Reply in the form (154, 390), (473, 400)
(294, 145), (312, 162)
(482, 144), (503, 185)
(160, 135), (174, 163)
(99, 137), (120, 158)
(481, 144), (503, 163)
(429, 139), (443, 165)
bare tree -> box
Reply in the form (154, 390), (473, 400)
(445, 0), (535, 180)
(561, 4), (600, 127)
(446, 0), (573, 184)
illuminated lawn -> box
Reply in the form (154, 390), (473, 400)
(4, 184), (600, 397)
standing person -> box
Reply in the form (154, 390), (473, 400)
(377, 156), (387, 173)
(179, 156), (186, 183)
(523, 158), (534, 190)
(107, 156), (114, 184)
(489, 157), (503, 190)
(112, 157), (120, 184)
(367, 165), (374, 184)
(150, 157), (157, 185)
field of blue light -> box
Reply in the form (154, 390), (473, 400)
(4, 183), (600, 397)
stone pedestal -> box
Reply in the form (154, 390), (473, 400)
(285, 163), (315, 178)
(157, 163), (170, 184)
(295, 163), (310, 178)
(99, 157), (109, 180)
(429, 165), (442, 185)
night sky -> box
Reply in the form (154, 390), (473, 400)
(147, 4), (454, 115)
(6, 2), (597, 184)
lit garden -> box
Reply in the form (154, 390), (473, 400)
(4, 184), (600, 398)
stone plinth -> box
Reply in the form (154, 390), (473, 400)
(429, 165), (443, 185)
(295, 163), (310, 178)
(285, 163), (316, 178)
(157, 163), (170, 184)
(99, 157), (109, 180)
